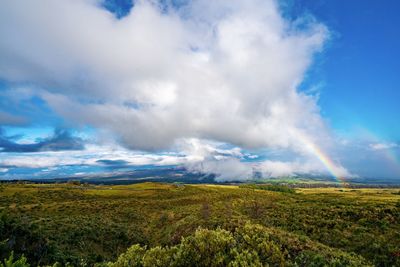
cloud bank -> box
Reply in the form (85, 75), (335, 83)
(0, 0), (354, 180)
(0, 140), (347, 181)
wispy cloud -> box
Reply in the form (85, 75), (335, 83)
(369, 142), (398, 151)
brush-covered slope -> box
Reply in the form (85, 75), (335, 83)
(0, 182), (399, 266)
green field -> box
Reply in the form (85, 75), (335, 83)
(1, 182), (399, 266)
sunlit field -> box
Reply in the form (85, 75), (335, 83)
(1, 182), (399, 266)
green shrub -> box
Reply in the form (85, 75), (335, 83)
(0, 252), (29, 267)
(108, 244), (146, 267)
(107, 222), (371, 267)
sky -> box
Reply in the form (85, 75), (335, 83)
(0, 0), (399, 182)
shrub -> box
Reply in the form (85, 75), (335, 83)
(106, 222), (371, 267)
(0, 252), (29, 267)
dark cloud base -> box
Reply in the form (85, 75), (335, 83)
(0, 128), (84, 153)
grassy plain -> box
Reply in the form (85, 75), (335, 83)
(0, 182), (399, 266)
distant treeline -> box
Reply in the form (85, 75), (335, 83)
(239, 183), (296, 193)
(2, 179), (400, 188)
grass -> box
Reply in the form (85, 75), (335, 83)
(0, 182), (399, 266)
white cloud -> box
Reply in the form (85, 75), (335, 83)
(185, 156), (350, 182)
(0, 0), (353, 178)
(261, 159), (353, 178)
(369, 142), (398, 151)
(259, 160), (305, 177)
(178, 138), (352, 181)
(0, 154), (87, 168)
(188, 158), (254, 182)
(0, 0), (328, 148)
(0, 138), (357, 181)
(0, 142), (200, 169)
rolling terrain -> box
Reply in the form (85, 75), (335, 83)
(1, 182), (399, 266)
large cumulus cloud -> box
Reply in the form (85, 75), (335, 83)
(0, 0), (351, 179)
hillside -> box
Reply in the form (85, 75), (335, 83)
(1, 182), (399, 266)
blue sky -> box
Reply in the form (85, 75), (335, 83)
(291, 0), (400, 140)
(0, 0), (399, 181)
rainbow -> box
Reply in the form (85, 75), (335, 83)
(294, 131), (348, 185)
(362, 129), (400, 173)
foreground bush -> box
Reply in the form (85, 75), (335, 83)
(104, 222), (371, 267)
(0, 252), (29, 267)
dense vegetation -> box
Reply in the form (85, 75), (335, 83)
(104, 223), (370, 267)
(0, 183), (399, 266)
(238, 184), (296, 193)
